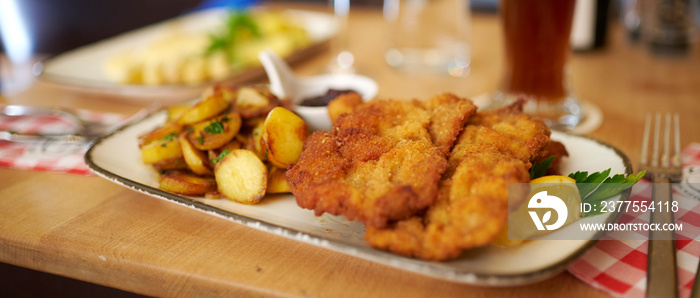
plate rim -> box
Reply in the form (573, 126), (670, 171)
(84, 111), (632, 286)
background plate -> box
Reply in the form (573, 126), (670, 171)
(38, 8), (337, 103)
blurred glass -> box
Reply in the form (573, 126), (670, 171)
(490, 0), (584, 130)
(327, 0), (356, 74)
(0, 0), (36, 95)
(383, 0), (471, 77)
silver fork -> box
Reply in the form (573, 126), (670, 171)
(640, 113), (681, 298)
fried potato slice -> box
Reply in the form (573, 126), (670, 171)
(138, 122), (183, 147)
(159, 170), (217, 196)
(178, 91), (230, 125)
(215, 149), (268, 204)
(219, 138), (244, 152)
(151, 157), (188, 171)
(261, 107), (307, 168)
(266, 167), (290, 194)
(201, 84), (236, 103)
(236, 85), (281, 119)
(250, 120), (267, 161)
(166, 103), (193, 122)
(187, 113), (242, 151)
(179, 133), (213, 175)
(140, 133), (183, 165)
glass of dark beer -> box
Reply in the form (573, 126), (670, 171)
(492, 0), (583, 130)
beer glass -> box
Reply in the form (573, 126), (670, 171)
(491, 0), (583, 130)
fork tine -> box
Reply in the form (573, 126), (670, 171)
(673, 113), (681, 167)
(641, 113), (651, 166)
(652, 113), (661, 167)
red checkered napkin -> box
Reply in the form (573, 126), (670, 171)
(0, 109), (126, 175)
(568, 143), (700, 297)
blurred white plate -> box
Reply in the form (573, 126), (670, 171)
(85, 110), (632, 286)
(37, 8), (337, 103)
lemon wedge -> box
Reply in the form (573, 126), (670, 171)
(530, 175), (576, 184)
(530, 175), (582, 224)
(494, 175), (582, 246)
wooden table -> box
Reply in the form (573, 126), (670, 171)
(1, 3), (699, 297)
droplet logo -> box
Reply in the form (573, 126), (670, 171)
(528, 191), (568, 231)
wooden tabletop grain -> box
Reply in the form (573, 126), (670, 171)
(1, 3), (699, 297)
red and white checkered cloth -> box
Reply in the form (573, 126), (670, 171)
(568, 143), (700, 297)
(0, 109), (126, 175)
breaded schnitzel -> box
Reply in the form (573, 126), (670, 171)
(364, 100), (558, 260)
(287, 94), (477, 228)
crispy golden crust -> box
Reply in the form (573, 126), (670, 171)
(421, 93), (480, 155)
(448, 100), (551, 172)
(287, 94), (477, 228)
(364, 100), (553, 260)
(327, 92), (363, 124)
(365, 155), (530, 260)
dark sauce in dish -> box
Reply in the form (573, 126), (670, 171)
(300, 89), (356, 107)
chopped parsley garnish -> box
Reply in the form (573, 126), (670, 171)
(204, 117), (228, 135)
(161, 133), (177, 147)
(163, 133), (177, 142)
(213, 149), (231, 164)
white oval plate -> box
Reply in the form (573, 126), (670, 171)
(85, 110), (632, 286)
(38, 8), (338, 103)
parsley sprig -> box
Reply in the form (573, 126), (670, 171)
(530, 156), (556, 180)
(568, 168), (647, 216)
